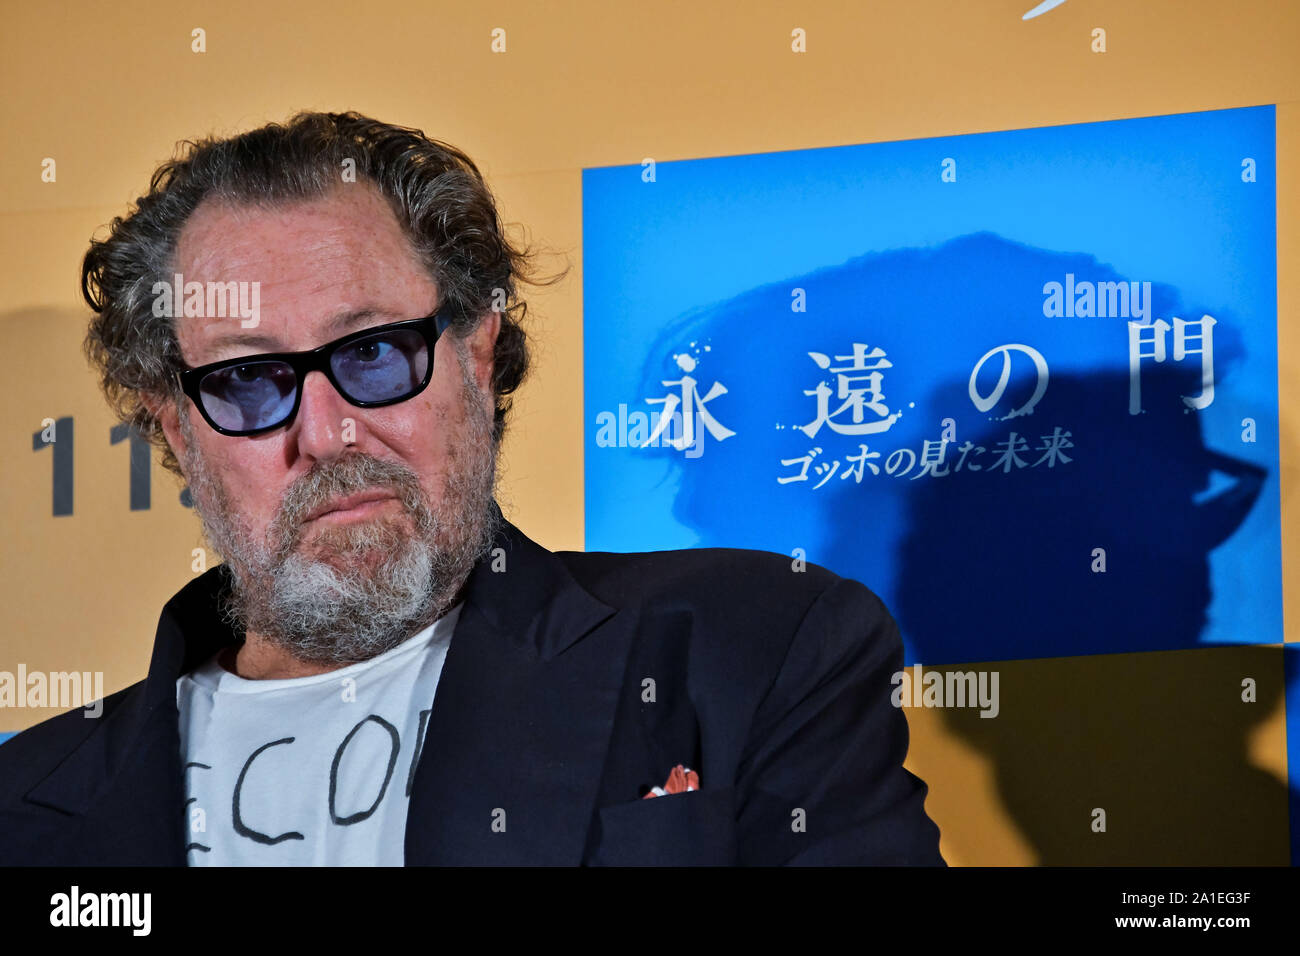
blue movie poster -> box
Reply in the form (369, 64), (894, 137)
(583, 106), (1279, 666)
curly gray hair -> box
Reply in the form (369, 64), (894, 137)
(82, 110), (565, 477)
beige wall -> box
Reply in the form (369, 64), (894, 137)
(2, 0), (1296, 864)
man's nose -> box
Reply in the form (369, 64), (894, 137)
(292, 369), (353, 459)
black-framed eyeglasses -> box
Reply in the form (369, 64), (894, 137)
(176, 306), (458, 437)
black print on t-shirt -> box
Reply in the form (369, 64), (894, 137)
(234, 737), (303, 845)
(184, 761), (211, 853)
(405, 708), (433, 798)
(329, 715), (398, 826)
(193, 709), (435, 849)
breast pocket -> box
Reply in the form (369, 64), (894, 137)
(588, 787), (737, 866)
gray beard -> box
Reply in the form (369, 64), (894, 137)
(178, 348), (501, 667)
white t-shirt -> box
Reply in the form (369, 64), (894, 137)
(176, 604), (462, 866)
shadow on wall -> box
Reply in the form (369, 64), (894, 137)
(631, 232), (1287, 864)
(888, 369), (1284, 864)
(0, 306), (202, 731)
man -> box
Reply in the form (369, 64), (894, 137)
(0, 112), (943, 865)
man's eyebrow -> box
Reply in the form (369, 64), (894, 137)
(200, 308), (403, 356)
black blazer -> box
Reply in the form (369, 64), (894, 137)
(0, 501), (944, 865)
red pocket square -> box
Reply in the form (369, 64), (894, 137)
(643, 764), (700, 798)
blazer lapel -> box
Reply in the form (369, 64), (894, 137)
(404, 510), (637, 865)
(23, 565), (238, 865)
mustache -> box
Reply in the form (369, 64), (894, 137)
(270, 454), (433, 558)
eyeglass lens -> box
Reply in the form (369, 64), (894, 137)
(197, 326), (431, 432)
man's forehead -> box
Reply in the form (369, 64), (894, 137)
(171, 184), (436, 358)
(197, 306), (412, 354)
(175, 184), (420, 282)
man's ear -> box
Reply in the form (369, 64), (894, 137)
(467, 308), (502, 394)
(142, 390), (190, 479)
